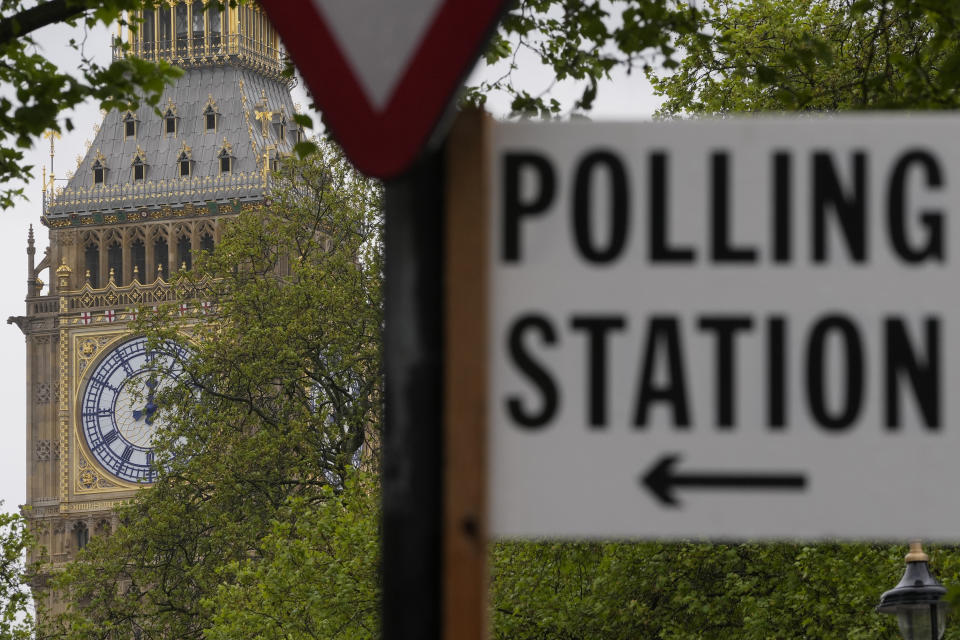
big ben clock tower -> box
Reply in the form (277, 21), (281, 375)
(9, 1), (299, 614)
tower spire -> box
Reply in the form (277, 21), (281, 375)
(42, 130), (60, 198)
(26, 225), (36, 297)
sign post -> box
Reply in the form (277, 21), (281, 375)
(443, 110), (491, 640)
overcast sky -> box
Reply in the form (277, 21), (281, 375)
(0, 16), (664, 515)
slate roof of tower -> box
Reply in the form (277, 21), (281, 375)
(44, 65), (298, 218)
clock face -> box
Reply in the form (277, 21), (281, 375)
(79, 336), (189, 483)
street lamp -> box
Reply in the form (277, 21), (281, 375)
(877, 541), (948, 640)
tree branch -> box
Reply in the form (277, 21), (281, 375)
(0, 0), (93, 48)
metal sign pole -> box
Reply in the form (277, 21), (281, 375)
(382, 147), (446, 640)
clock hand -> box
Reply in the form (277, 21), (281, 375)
(132, 404), (159, 424)
(133, 378), (159, 423)
(144, 401), (158, 426)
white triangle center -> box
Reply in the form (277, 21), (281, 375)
(311, 0), (446, 112)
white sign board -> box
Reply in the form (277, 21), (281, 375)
(488, 115), (960, 540)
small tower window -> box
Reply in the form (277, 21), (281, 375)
(218, 139), (234, 174)
(205, 107), (217, 132)
(131, 147), (147, 182)
(177, 141), (192, 178)
(91, 150), (107, 185)
(218, 140), (234, 174)
(163, 100), (178, 137)
(123, 112), (137, 139)
(203, 96), (219, 132)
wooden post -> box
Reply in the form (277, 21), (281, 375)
(443, 109), (491, 640)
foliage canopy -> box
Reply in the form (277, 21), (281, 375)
(651, 0), (960, 114)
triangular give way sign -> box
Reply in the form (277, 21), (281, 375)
(260, 0), (509, 179)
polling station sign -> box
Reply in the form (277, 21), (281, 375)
(485, 115), (960, 540)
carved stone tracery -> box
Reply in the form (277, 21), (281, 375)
(35, 382), (51, 404)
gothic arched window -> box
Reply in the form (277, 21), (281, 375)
(131, 239), (145, 283)
(73, 521), (89, 551)
(176, 235), (192, 271)
(108, 242), (123, 285)
(154, 236), (169, 282)
(200, 232), (214, 254)
(84, 243), (99, 288)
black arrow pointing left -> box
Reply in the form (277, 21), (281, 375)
(641, 454), (807, 507)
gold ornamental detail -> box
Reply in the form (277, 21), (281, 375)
(58, 328), (69, 504)
(77, 335), (115, 377)
(60, 499), (129, 514)
(76, 457), (120, 493)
